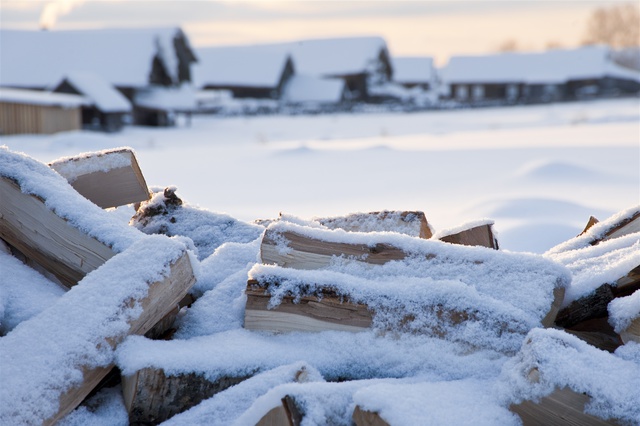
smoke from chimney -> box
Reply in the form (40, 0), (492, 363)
(39, 0), (85, 30)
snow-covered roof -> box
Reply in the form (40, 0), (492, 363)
(58, 72), (132, 113)
(282, 75), (345, 104)
(392, 57), (435, 84)
(193, 47), (292, 89)
(442, 45), (640, 84)
(134, 85), (196, 111)
(0, 28), (194, 89)
(0, 87), (88, 108)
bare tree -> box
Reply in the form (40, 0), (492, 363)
(582, 3), (640, 48)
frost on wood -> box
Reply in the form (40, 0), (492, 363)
(131, 186), (264, 260)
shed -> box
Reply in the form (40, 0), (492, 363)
(194, 48), (294, 99)
(0, 88), (86, 135)
(52, 72), (132, 132)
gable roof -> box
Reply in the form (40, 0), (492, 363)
(57, 72), (132, 113)
(271, 36), (390, 77)
(193, 47), (292, 89)
(0, 28), (196, 89)
(0, 87), (88, 108)
(442, 46), (640, 85)
(392, 57), (435, 85)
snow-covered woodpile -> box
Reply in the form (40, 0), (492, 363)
(1, 146), (638, 425)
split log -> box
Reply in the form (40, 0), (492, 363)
(555, 266), (640, 328)
(619, 316), (640, 344)
(352, 406), (390, 426)
(0, 241), (196, 426)
(261, 227), (408, 269)
(49, 148), (150, 209)
(563, 317), (623, 353)
(510, 387), (619, 426)
(256, 395), (304, 426)
(596, 210), (640, 244)
(579, 216), (600, 236)
(317, 211), (433, 239)
(0, 176), (116, 288)
(244, 281), (373, 333)
(438, 223), (499, 249)
(122, 369), (250, 425)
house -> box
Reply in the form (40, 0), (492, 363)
(281, 75), (347, 110)
(194, 47), (294, 99)
(0, 28), (197, 126)
(133, 85), (196, 126)
(272, 36), (393, 101)
(0, 88), (87, 135)
(52, 72), (132, 133)
(441, 46), (640, 104)
(391, 57), (437, 90)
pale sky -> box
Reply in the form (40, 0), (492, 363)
(0, 1), (626, 64)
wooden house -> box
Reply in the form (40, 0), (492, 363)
(194, 48), (294, 99)
(281, 75), (347, 109)
(0, 88), (86, 135)
(0, 28), (197, 127)
(52, 72), (132, 133)
(441, 46), (640, 104)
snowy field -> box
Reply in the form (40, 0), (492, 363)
(1, 98), (640, 426)
(4, 98), (638, 253)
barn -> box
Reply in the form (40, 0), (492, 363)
(0, 88), (86, 135)
(0, 28), (197, 127)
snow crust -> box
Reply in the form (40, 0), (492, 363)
(49, 147), (134, 182)
(0, 235), (187, 425)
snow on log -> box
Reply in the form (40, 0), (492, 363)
(433, 220), (499, 249)
(500, 328), (640, 425)
(546, 205), (640, 255)
(352, 406), (390, 426)
(49, 147), (151, 209)
(609, 289), (640, 344)
(254, 220), (567, 344)
(316, 210), (433, 239)
(0, 147), (141, 287)
(547, 231), (640, 332)
(0, 236), (196, 426)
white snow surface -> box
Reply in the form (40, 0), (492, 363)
(609, 290), (640, 334)
(391, 56), (436, 85)
(59, 72), (132, 113)
(134, 84), (196, 111)
(317, 210), (431, 237)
